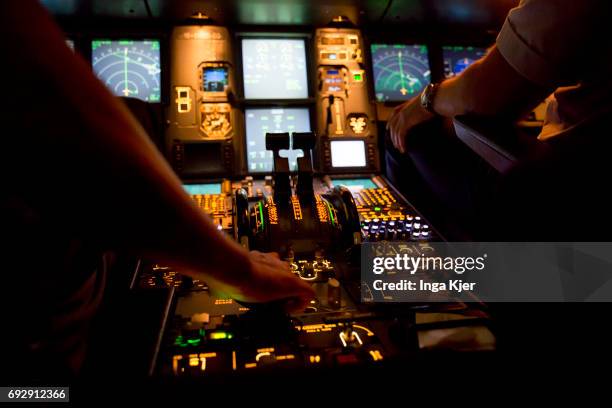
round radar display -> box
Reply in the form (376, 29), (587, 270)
(371, 44), (430, 102)
(92, 39), (161, 102)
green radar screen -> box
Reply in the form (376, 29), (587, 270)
(92, 39), (161, 102)
(371, 44), (430, 102)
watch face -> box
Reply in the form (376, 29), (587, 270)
(420, 86), (429, 108)
(420, 84), (437, 113)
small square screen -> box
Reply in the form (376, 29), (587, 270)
(330, 140), (367, 168)
(203, 67), (228, 92)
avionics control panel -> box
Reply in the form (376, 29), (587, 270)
(314, 28), (379, 174)
(130, 22), (495, 378)
(167, 26), (242, 178)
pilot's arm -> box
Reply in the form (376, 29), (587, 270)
(1, 1), (313, 310)
(388, 0), (599, 153)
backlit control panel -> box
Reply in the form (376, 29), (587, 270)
(191, 193), (231, 230)
(314, 27), (379, 174)
(137, 264), (208, 290)
(166, 25), (240, 177)
(353, 188), (433, 241)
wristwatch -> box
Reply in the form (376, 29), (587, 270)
(420, 83), (440, 115)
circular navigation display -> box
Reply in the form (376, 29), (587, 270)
(92, 39), (161, 102)
(371, 44), (430, 102)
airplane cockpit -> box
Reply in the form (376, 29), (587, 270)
(2, 0), (611, 400)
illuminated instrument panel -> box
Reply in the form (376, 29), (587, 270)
(371, 43), (430, 102)
(241, 37), (312, 173)
(314, 28), (379, 174)
(92, 39), (161, 102)
(241, 38), (309, 100)
(128, 23), (495, 377)
(245, 107), (311, 173)
(166, 26), (240, 178)
(443, 45), (487, 78)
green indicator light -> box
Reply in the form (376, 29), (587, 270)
(354, 73), (362, 81)
(374, 206), (381, 211)
(199, 328), (206, 337)
(258, 202), (265, 232)
(325, 202), (336, 227)
(91, 40), (111, 50)
(187, 338), (201, 345)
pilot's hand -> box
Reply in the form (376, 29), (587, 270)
(386, 96), (434, 154)
(207, 250), (315, 313)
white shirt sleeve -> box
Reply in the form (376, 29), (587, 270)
(496, 0), (601, 87)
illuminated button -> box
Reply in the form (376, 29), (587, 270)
(335, 353), (359, 365)
(209, 331), (233, 340)
(369, 350), (384, 361)
(308, 355), (322, 364)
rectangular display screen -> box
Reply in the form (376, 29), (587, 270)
(242, 38), (309, 100)
(202, 67), (228, 92)
(330, 140), (367, 168)
(246, 108), (311, 173)
(443, 46), (487, 78)
(332, 178), (377, 191)
(370, 44), (430, 102)
(321, 37), (344, 45)
(183, 183), (222, 195)
(92, 39), (161, 102)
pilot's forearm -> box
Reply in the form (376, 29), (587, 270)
(433, 46), (552, 120)
(8, 0), (251, 281)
